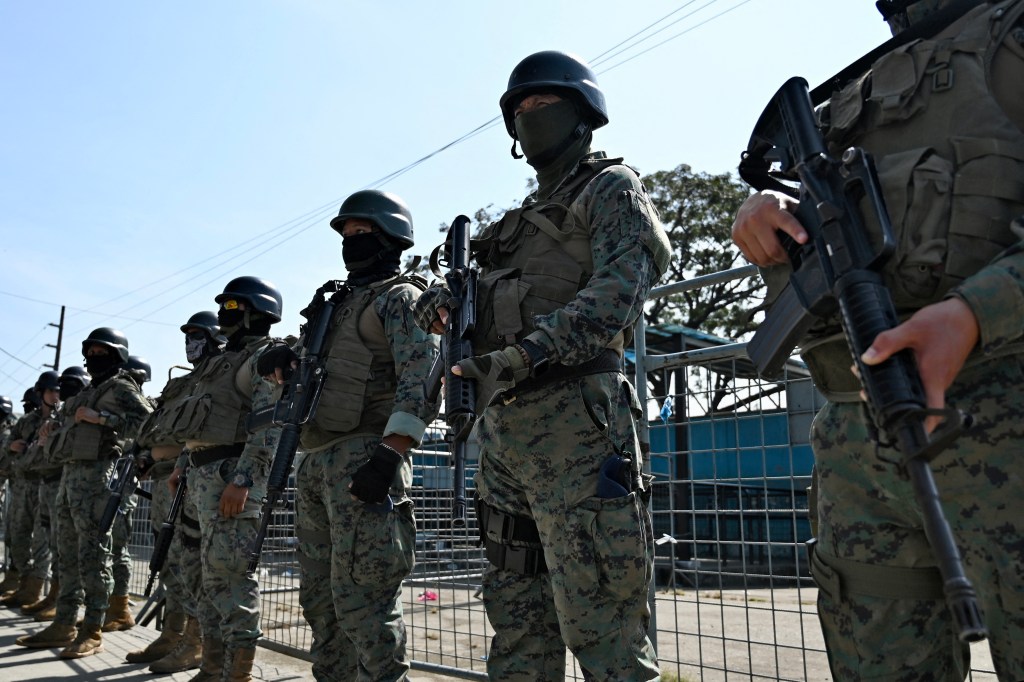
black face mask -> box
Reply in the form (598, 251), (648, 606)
(85, 353), (120, 378)
(59, 381), (85, 401)
(342, 233), (383, 269)
(513, 99), (587, 168)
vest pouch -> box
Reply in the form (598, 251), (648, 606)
(520, 246), (584, 323)
(945, 136), (1024, 285)
(868, 41), (935, 127)
(472, 267), (528, 349)
(70, 422), (106, 461)
(167, 393), (214, 442)
(875, 147), (953, 307)
(314, 348), (374, 433)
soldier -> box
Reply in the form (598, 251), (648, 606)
(259, 190), (441, 681)
(20, 366), (91, 622)
(414, 51), (671, 681)
(15, 327), (153, 657)
(99, 354), (153, 633)
(731, 1), (1024, 678)
(0, 371), (61, 610)
(166, 277), (284, 682)
(129, 311), (224, 674)
(2, 384), (41, 596)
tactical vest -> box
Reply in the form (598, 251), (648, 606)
(9, 411), (43, 474)
(165, 337), (269, 446)
(22, 412), (61, 474)
(472, 155), (668, 355)
(136, 361), (211, 451)
(46, 371), (142, 463)
(802, 0), (1024, 396)
(302, 276), (426, 450)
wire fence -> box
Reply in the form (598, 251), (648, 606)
(5, 267), (1002, 680)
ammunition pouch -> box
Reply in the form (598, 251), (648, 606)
(807, 538), (945, 602)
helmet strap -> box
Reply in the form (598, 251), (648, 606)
(510, 139), (524, 160)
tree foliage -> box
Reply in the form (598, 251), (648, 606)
(643, 164), (762, 339)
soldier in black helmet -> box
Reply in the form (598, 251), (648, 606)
(258, 189), (440, 681)
(128, 310), (224, 673)
(16, 327), (152, 656)
(0, 371), (61, 610)
(731, 0), (1024, 678)
(414, 51), (670, 681)
(166, 278), (284, 681)
(18, 366), (91, 622)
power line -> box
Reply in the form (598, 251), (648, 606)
(0, 345), (40, 371)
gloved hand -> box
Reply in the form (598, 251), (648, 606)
(350, 443), (403, 504)
(456, 346), (531, 408)
(256, 345), (299, 381)
(412, 285), (452, 334)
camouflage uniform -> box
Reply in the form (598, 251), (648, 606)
(760, 2), (1024, 678)
(49, 369), (151, 629)
(294, 277), (439, 682)
(23, 411), (62, 588)
(170, 334), (282, 661)
(2, 411), (45, 584)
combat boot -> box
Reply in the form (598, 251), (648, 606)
(149, 616), (203, 673)
(125, 608), (186, 663)
(181, 632), (222, 682)
(102, 594), (136, 631)
(15, 621), (77, 648)
(1, 575), (45, 608)
(223, 647), (256, 682)
(22, 577), (58, 615)
(58, 623), (104, 659)
(0, 568), (20, 594)
(33, 602), (57, 621)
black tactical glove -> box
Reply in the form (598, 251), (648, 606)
(412, 285), (452, 334)
(256, 345), (299, 380)
(350, 443), (403, 504)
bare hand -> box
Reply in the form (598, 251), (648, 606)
(39, 421), (57, 439)
(75, 407), (101, 424)
(219, 482), (249, 518)
(9, 439), (26, 454)
(860, 298), (980, 432)
(429, 307), (449, 336)
(168, 467), (183, 494)
(731, 190), (807, 266)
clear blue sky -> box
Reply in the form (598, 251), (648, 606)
(0, 0), (890, 401)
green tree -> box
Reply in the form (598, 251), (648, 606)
(643, 163), (762, 339)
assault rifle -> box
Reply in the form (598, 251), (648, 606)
(425, 214), (477, 527)
(245, 281), (347, 576)
(145, 465), (187, 596)
(738, 77), (986, 643)
(99, 445), (153, 537)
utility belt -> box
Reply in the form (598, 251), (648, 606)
(187, 443), (245, 469)
(495, 348), (622, 406)
(41, 470), (63, 484)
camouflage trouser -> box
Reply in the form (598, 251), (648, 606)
(6, 476), (36, 574)
(109, 491), (137, 596)
(811, 355), (1024, 681)
(55, 459), (115, 627)
(30, 474), (62, 581)
(149, 466), (189, 621)
(474, 373), (659, 682)
(183, 455), (264, 650)
(296, 436), (415, 682)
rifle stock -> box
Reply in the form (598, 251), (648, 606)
(739, 77), (986, 643)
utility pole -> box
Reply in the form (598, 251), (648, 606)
(44, 305), (65, 372)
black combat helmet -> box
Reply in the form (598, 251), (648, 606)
(876, 0), (976, 33)
(215, 276), (283, 322)
(23, 387), (41, 410)
(59, 366), (91, 392)
(81, 327), (130, 363)
(126, 355), (152, 384)
(329, 190), (414, 249)
(180, 310), (227, 344)
(0, 395), (13, 417)
(35, 370), (61, 392)
(499, 51), (609, 139)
